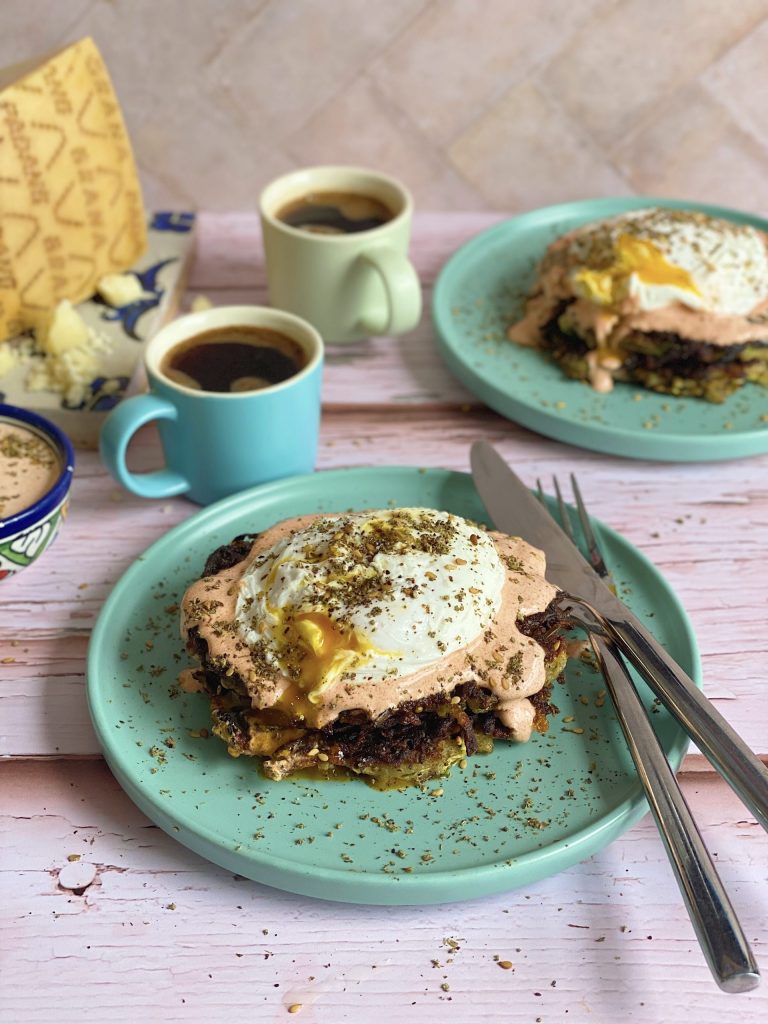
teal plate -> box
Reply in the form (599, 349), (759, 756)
(87, 467), (701, 905)
(433, 197), (768, 461)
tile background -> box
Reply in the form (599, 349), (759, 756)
(8, 0), (768, 213)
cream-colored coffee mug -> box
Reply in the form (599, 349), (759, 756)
(260, 166), (422, 343)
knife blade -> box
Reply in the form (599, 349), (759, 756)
(470, 440), (768, 834)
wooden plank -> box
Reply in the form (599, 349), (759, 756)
(1, 409), (766, 760)
(3, 632), (762, 767)
(2, 760), (766, 1023)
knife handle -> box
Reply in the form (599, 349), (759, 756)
(588, 631), (760, 993)
(600, 612), (768, 835)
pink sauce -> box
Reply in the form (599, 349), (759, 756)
(0, 421), (60, 519)
(180, 513), (559, 740)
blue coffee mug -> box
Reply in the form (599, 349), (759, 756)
(100, 306), (323, 505)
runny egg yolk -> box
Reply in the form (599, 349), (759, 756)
(261, 555), (392, 699)
(572, 233), (702, 307)
(275, 609), (379, 702)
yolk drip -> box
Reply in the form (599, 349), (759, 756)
(572, 233), (702, 307)
(262, 551), (401, 700)
(280, 610), (376, 701)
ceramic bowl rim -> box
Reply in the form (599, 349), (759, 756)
(0, 403), (75, 537)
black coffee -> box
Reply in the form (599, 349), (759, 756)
(162, 326), (306, 393)
(277, 190), (393, 235)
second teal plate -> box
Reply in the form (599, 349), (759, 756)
(87, 467), (700, 905)
(433, 197), (768, 461)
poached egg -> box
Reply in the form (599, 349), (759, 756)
(567, 208), (768, 315)
(235, 508), (506, 702)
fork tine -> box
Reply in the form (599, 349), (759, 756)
(552, 476), (576, 543)
(535, 478), (547, 507)
(570, 472), (610, 579)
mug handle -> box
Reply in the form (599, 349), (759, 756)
(99, 394), (189, 499)
(357, 246), (422, 336)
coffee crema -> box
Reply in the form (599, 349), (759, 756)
(276, 190), (394, 235)
(161, 326), (307, 394)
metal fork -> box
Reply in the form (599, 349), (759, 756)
(538, 473), (760, 995)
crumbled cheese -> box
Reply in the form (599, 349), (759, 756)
(0, 298), (113, 406)
(39, 300), (90, 355)
(24, 302), (111, 406)
(0, 344), (19, 376)
(26, 346), (98, 406)
(97, 273), (144, 307)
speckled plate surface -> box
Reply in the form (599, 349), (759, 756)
(433, 198), (768, 461)
(87, 467), (701, 905)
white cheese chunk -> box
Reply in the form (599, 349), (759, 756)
(39, 300), (90, 355)
(97, 273), (144, 308)
(0, 344), (19, 376)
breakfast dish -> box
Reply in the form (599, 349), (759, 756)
(180, 507), (570, 788)
(87, 467), (699, 903)
(432, 199), (768, 461)
(508, 208), (768, 402)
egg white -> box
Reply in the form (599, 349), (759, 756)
(235, 508), (506, 696)
(568, 209), (768, 315)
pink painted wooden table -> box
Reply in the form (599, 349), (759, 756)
(2, 213), (767, 1024)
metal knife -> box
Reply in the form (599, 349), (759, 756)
(470, 440), (768, 834)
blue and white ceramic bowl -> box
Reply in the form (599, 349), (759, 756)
(0, 404), (75, 581)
